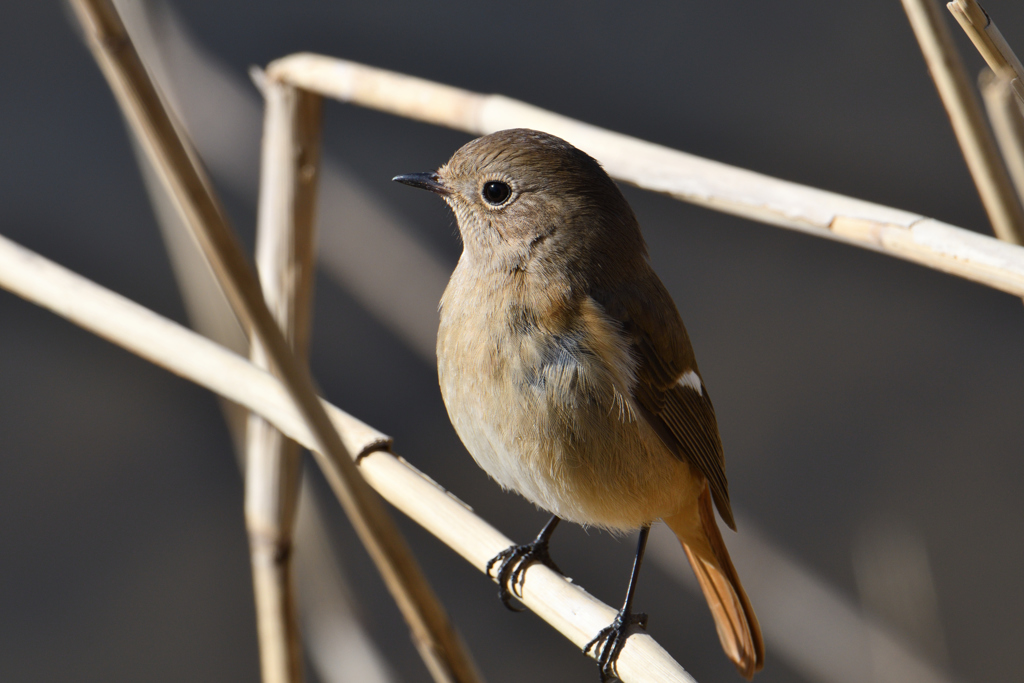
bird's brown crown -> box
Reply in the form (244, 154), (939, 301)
(436, 129), (648, 278)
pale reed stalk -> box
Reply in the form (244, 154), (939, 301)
(66, 2), (481, 680)
(947, 0), (1024, 104)
(980, 71), (1024, 207)
(264, 54), (1024, 296)
(111, 7), (396, 680)
(900, 0), (1024, 245)
(245, 75), (322, 683)
(950, 0), (1024, 208)
(0, 230), (696, 683)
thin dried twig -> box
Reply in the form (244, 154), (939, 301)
(947, 0), (1024, 104)
(980, 70), (1024, 206)
(111, 8), (395, 679)
(294, 490), (397, 683)
(245, 75), (322, 683)
(67, 3), (480, 681)
(264, 54), (1024, 294)
(901, 0), (1024, 245)
(0, 231), (697, 683)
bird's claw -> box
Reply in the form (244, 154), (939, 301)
(486, 539), (563, 611)
(583, 609), (649, 682)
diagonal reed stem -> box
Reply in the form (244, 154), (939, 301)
(947, 0), (1024, 105)
(951, 0), (1024, 209)
(901, 0), (1024, 245)
(66, 2), (481, 681)
(0, 230), (697, 683)
(979, 71), (1024, 206)
(244, 76), (321, 683)
(262, 54), (1024, 299)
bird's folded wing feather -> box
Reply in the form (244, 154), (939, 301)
(590, 281), (735, 529)
(632, 335), (735, 530)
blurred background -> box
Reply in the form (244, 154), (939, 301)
(2, 1), (1023, 682)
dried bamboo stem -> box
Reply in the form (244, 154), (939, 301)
(245, 77), (322, 683)
(901, 0), (1024, 245)
(980, 70), (1024, 206)
(265, 54), (1024, 291)
(0, 231), (696, 683)
(67, 3), (480, 681)
(947, 0), (1024, 104)
(112, 11), (395, 679)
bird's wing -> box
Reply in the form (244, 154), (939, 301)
(590, 275), (735, 529)
(631, 334), (734, 529)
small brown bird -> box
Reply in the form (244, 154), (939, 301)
(395, 129), (763, 680)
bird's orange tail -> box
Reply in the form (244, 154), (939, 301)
(664, 485), (764, 679)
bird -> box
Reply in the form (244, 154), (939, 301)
(394, 128), (763, 680)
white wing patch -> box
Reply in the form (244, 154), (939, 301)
(678, 370), (703, 395)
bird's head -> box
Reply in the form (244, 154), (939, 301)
(394, 129), (646, 280)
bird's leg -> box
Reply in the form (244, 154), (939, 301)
(584, 525), (651, 682)
(486, 515), (563, 611)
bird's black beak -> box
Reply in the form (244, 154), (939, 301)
(392, 171), (449, 195)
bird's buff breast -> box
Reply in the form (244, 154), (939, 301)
(437, 274), (697, 531)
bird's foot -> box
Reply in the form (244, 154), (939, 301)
(583, 608), (649, 682)
(486, 536), (563, 611)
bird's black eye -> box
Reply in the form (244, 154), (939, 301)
(481, 180), (511, 205)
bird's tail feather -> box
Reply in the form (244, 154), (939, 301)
(664, 486), (764, 679)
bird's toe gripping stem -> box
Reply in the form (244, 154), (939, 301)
(486, 516), (563, 610)
(583, 608), (649, 682)
(486, 536), (563, 611)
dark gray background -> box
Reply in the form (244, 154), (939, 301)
(1, 1), (1023, 682)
